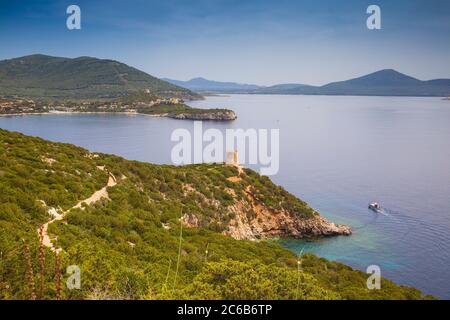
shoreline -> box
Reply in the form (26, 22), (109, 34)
(0, 111), (166, 118)
(0, 109), (237, 121)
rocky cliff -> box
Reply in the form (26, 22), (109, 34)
(223, 197), (351, 240)
(182, 169), (351, 240)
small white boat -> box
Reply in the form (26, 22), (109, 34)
(368, 202), (381, 212)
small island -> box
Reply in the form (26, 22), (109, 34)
(0, 91), (237, 121)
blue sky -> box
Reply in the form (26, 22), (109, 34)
(0, 0), (449, 85)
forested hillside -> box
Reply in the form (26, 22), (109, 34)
(0, 54), (200, 100)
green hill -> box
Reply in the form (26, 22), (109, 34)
(0, 129), (431, 300)
(0, 54), (201, 100)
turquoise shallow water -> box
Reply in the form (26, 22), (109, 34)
(1, 94), (449, 298)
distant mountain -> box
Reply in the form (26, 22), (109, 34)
(253, 83), (313, 94)
(163, 77), (263, 92)
(167, 70), (450, 97)
(0, 54), (200, 100)
(301, 69), (450, 96)
(257, 69), (450, 96)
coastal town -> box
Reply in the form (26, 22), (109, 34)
(0, 94), (183, 115)
(0, 92), (237, 120)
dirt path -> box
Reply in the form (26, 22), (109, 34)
(72, 174), (116, 209)
(39, 171), (117, 253)
(226, 163), (244, 183)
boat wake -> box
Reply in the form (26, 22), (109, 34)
(353, 205), (398, 231)
(375, 208), (389, 216)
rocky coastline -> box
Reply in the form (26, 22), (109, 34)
(168, 109), (237, 121)
(0, 109), (238, 121)
(223, 199), (351, 241)
(181, 171), (352, 241)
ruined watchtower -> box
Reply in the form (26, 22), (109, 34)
(225, 150), (239, 166)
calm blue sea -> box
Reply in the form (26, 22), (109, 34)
(1, 94), (449, 298)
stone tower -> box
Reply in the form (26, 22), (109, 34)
(226, 150), (238, 166)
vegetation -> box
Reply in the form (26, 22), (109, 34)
(0, 54), (201, 100)
(0, 129), (431, 300)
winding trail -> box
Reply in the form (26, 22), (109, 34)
(226, 162), (244, 183)
(38, 170), (117, 253)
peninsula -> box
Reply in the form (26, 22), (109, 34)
(0, 129), (431, 300)
(0, 93), (237, 121)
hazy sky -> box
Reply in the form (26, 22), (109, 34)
(0, 0), (449, 85)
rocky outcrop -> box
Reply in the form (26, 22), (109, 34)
(223, 192), (351, 240)
(168, 110), (237, 121)
(180, 177), (351, 241)
(224, 214), (351, 240)
(181, 213), (200, 228)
